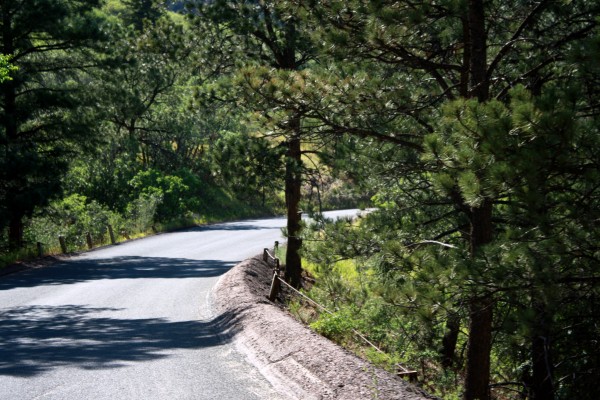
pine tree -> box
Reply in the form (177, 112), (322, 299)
(0, 0), (106, 249)
(188, 0), (317, 287)
(293, 1), (599, 398)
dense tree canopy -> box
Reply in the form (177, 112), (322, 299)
(294, 1), (600, 399)
(187, 0), (321, 287)
(0, 0), (107, 248)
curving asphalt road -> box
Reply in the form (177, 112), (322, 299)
(0, 210), (359, 400)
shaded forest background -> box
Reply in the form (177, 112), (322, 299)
(1, 1), (599, 400)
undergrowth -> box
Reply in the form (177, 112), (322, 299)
(0, 189), (277, 270)
(282, 253), (465, 399)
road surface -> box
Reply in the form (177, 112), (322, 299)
(0, 210), (358, 400)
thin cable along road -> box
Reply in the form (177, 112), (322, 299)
(0, 210), (358, 400)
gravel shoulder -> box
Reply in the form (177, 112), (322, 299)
(211, 255), (437, 400)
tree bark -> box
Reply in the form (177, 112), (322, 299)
(2, 7), (22, 250)
(531, 301), (554, 400)
(464, 199), (494, 400)
(2, 77), (21, 250)
(441, 311), (461, 369)
(468, 0), (488, 102)
(465, 296), (493, 400)
(253, 15), (304, 288)
(463, 2), (494, 399)
(284, 119), (303, 288)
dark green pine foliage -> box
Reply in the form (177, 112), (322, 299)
(211, 131), (285, 208)
(0, 0), (106, 249)
(296, 1), (599, 399)
(122, 0), (163, 31)
(188, 0), (316, 288)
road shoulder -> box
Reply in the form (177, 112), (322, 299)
(212, 255), (437, 400)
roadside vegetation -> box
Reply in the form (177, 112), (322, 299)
(2, 1), (599, 399)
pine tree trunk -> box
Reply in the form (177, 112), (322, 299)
(468, 0), (488, 102)
(3, 10), (22, 250)
(465, 296), (493, 400)
(284, 121), (302, 288)
(463, 2), (494, 399)
(8, 215), (24, 250)
(3, 80), (23, 250)
(531, 301), (554, 400)
(441, 311), (461, 368)
(464, 200), (494, 400)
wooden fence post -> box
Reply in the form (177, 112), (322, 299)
(59, 235), (67, 254)
(265, 247), (281, 301)
(37, 242), (43, 257)
(396, 364), (418, 382)
(268, 264), (281, 302)
(86, 232), (93, 250)
(108, 225), (116, 245)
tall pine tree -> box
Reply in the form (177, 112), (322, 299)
(189, 0), (317, 287)
(1, 0), (106, 248)
(292, 1), (599, 398)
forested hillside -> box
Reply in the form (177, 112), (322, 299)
(1, 1), (599, 399)
(0, 0), (327, 257)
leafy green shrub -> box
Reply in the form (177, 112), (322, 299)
(129, 169), (190, 222)
(124, 193), (161, 235)
(128, 168), (214, 222)
(25, 194), (121, 251)
(310, 309), (356, 342)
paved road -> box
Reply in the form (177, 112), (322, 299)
(0, 210), (359, 400)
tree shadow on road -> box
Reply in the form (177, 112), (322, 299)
(0, 304), (244, 377)
(0, 257), (235, 289)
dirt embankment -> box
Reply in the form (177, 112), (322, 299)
(212, 255), (437, 400)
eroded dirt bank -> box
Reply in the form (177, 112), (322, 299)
(211, 255), (437, 400)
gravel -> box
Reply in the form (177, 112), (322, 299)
(211, 255), (438, 400)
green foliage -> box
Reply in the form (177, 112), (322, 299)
(121, 0), (163, 31)
(25, 194), (121, 251)
(310, 309), (356, 343)
(211, 131), (285, 209)
(290, 2), (600, 398)
(124, 193), (161, 234)
(2, 2), (598, 398)
(297, 244), (468, 396)
(130, 169), (192, 222)
(301, 94), (600, 395)
(1, 0), (108, 246)
(0, 54), (17, 83)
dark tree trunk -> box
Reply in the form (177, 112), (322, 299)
(464, 198), (494, 400)
(465, 296), (493, 400)
(468, 201), (493, 256)
(8, 215), (24, 250)
(284, 120), (302, 288)
(2, 8), (22, 250)
(460, 13), (471, 98)
(531, 302), (554, 400)
(2, 79), (23, 249)
(468, 0), (488, 102)
(463, 2), (494, 399)
(441, 311), (461, 369)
